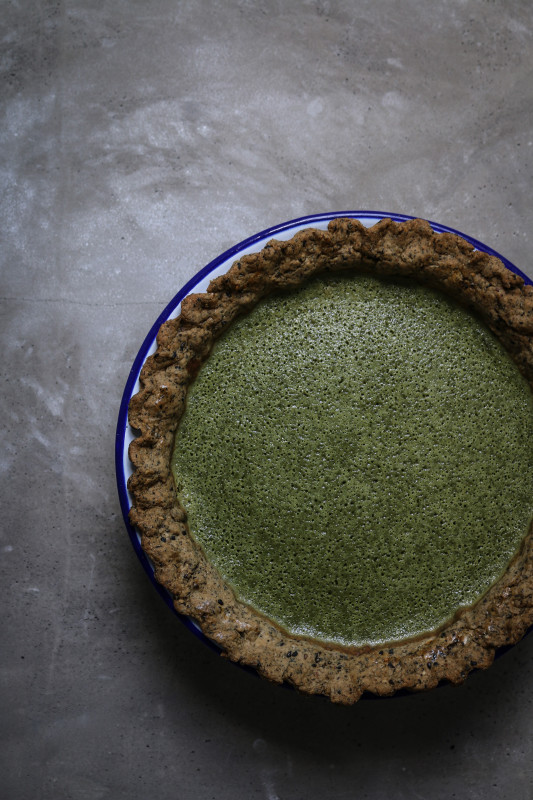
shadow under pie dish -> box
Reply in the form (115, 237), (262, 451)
(120, 213), (533, 704)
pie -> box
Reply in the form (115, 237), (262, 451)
(127, 217), (533, 703)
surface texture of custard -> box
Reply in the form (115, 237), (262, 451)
(171, 274), (533, 646)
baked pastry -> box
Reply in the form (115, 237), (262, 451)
(127, 217), (533, 703)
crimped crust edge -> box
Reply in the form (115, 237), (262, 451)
(127, 218), (533, 704)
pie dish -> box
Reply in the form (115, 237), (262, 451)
(120, 213), (533, 703)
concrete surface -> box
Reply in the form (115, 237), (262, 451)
(2, 1), (533, 798)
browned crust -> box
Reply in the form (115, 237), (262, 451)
(127, 217), (533, 704)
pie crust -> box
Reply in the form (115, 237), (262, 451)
(127, 217), (533, 703)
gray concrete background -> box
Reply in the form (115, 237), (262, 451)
(2, 1), (533, 798)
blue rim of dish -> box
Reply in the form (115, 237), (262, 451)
(115, 210), (532, 661)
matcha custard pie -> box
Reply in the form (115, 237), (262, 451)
(125, 215), (533, 703)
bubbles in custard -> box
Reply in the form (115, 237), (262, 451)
(172, 274), (533, 646)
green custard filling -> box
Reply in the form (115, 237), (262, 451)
(171, 274), (533, 647)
